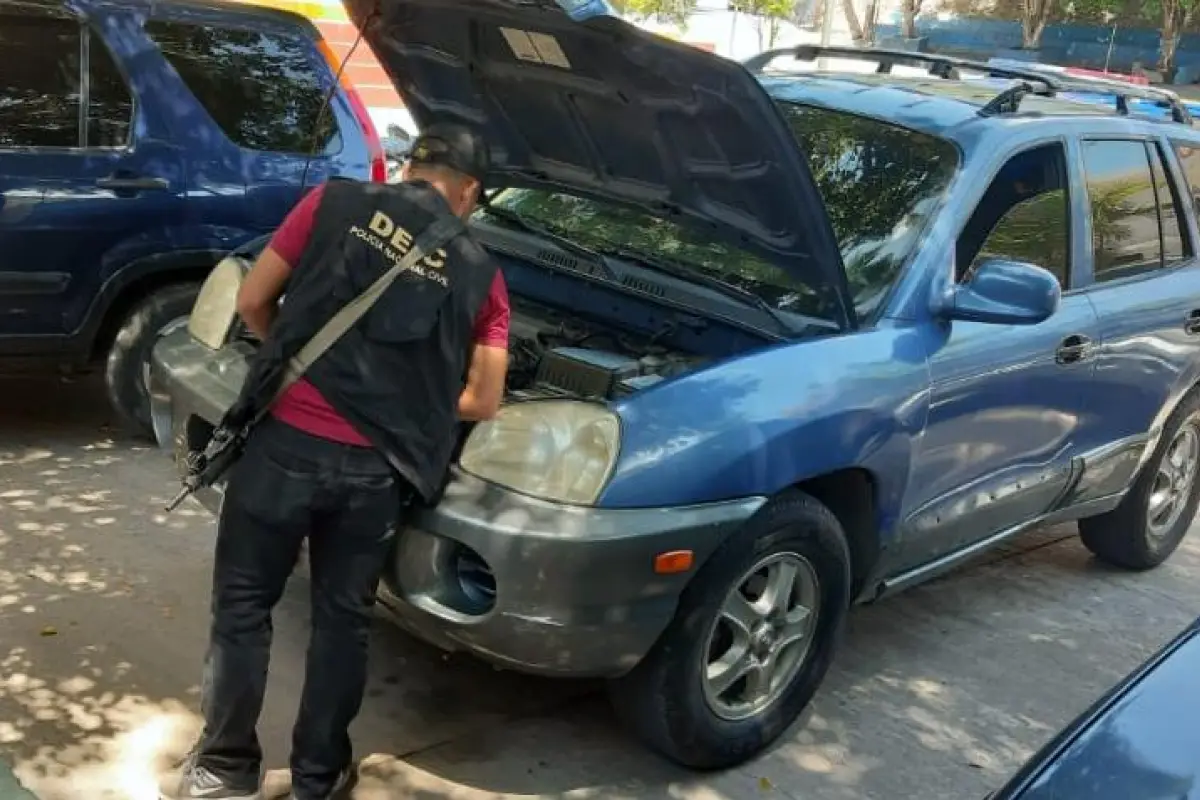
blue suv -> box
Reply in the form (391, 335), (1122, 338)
(0, 0), (383, 435)
(150, 2), (1200, 774)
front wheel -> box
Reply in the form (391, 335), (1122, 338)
(1080, 392), (1200, 570)
(607, 490), (852, 770)
(104, 283), (199, 438)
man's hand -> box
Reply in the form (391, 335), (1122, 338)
(236, 247), (292, 340)
(459, 344), (508, 421)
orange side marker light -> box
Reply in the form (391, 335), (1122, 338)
(654, 550), (694, 575)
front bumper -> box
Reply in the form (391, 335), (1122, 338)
(149, 328), (764, 677)
(382, 470), (763, 677)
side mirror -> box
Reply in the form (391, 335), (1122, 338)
(934, 257), (1060, 326)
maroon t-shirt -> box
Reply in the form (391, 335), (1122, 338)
(265, 185), (510, 446)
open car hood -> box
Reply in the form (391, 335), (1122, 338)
(340, 0), (853, 327)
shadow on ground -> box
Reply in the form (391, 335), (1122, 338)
(0, 376), (1196, 800)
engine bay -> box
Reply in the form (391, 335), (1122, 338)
(505, 298), (704, 401)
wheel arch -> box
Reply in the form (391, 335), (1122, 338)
(792, 467), (881, 601)
(83, 249), (226, 361)
(1135, 374), (1200, 483)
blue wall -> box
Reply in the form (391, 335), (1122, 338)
(874, 17), (1200, 81)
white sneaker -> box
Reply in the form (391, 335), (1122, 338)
(160, 759), (262, 800)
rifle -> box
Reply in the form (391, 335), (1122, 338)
(163, 214), (465, 513)
(164, 425), (248, 512)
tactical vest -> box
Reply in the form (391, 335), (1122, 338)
(228, 178), (498, 501)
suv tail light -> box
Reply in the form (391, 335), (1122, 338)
(317, 38), (388, 182)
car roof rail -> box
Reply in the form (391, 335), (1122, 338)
(988, 61), (1194, 124)
(743, 44), (1193, 125)
(743, 45), (1058, 88)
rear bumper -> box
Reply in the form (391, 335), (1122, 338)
(149, 327), (763, 677)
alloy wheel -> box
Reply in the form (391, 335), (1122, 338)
(1148, 417), (1200, 540)
(701, 551), (821, 721)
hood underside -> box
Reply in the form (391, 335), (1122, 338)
(341, 0), (852, 327)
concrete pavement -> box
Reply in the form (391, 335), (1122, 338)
(0, 374), (1196, 800)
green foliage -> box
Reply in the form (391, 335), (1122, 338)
(730, 0), (794, 16)
(609, 0), (698, 25)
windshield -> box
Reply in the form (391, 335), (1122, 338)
(476, 103), (958, 323)
(775, 102), (960, 315)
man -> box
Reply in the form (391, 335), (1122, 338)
(164, 123), (510, 800)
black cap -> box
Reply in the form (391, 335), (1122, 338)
(409, 122), (490, 182)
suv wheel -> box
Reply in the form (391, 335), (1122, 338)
(1080, 391), (1200, 570)
(104, 283), (199, 438)
(607, 490), (852, 770)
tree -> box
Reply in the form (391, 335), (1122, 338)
(900, 0), (922, 39)
(842, 0), (881, 44)
(1019, 0), (1057, 48)
(732, 0), (795, 49)
(610, 0), (698, 25)
(1144, 0), (1200, 82)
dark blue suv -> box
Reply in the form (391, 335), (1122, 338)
(0, 0), (383, 435)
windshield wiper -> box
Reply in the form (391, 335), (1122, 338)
(603, 246), (797, 337)
(480, 203), (796, 336)
(477, 204), (617, 280)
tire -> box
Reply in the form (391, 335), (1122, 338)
(104, 283), (200, 439)
(607, 490), (852, 770)
(1080, 391), (1200, 570)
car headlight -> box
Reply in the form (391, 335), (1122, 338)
(459, 400), (621, 505)
(187, 255), (246, 350)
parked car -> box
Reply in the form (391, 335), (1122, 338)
(991, 617), (1200, 799)
(381, 124), (413, 183)
(149, 6), (1200, 772)
(0, 0), (385, 436)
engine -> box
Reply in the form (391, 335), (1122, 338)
(505, 306), (700, 401)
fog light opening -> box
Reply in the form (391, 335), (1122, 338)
(453, 545), (496, 615)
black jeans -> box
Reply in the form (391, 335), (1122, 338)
(195, 417), (414, 799)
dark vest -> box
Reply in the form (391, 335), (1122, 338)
(226, 178), (498, 501)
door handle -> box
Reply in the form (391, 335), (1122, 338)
(1186, 309), (1200, 336)
(1055, 334), (1093, 365)
(96, 175), (169, 192)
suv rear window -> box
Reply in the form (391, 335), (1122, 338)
(0, 13), (80, 148)
(144, 19), (336, 154)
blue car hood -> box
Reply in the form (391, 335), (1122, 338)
(997, 620), (1200, 799)
(340, 0), (852, 327)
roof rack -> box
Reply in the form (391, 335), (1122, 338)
(988, 60), (1193, 124)
(742, 44), (1193, 125)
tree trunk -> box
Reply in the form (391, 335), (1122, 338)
(1020, 0), (1052, 49)
(842, 0), (864, 41)
(1158, 0), (1192, 83)
(900, 0), (921, 39)
(768, 16), (783, 47)
(862, 0), (879, 43)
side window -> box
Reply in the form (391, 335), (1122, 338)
(956, 144), (1070, 288)
(143, 19), (336, 154)
(86, 34), (134, 148)
(1148, 143), (1189, 266)
(0, 13), (81, 148)
(1172, 140), (1200, 215)
(1081, 140), (1162, 282)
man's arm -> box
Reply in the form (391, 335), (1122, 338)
(235, 186), (324, 340)
(461, 271), (511, 421)
(459, 344), (508, 421)
(236, 247), (292, 340)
